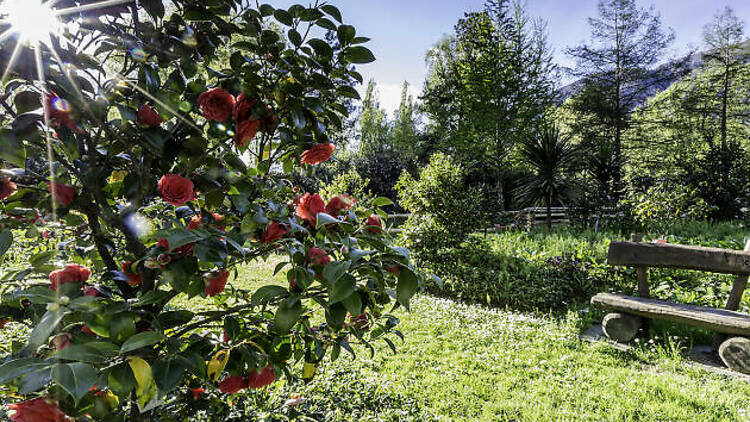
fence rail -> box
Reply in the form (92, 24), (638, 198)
(387, 207), (619, 233)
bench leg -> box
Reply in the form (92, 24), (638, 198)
(602, 312), (642, 343)
(719, 337), (750, 374)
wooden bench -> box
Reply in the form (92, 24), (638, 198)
(591, 234), (750, 373)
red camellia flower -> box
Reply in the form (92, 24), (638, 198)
(81, 325), (95, 336)
(301, 143), (335, 165)
(325, 194), (355, 216)
(47, 181), (76, 207)
(157, 238), (194, 256)
(190, 388), (205, 400)
(121, 261), (142, 286)
(49, 264), (92, 291)
(261, 222), (287, 244)
(219, 375), (249, 394)
(307, 248), (331, 266)
(295, 193), (326, 226)
(0, 176), (17, 200)
(222, 329), (231, 343)
(234, 119), (261, 147)
(386, 265), (401, 274)
(137, 105), (162, 127)
(198, 88), (235, 121)
(158, 174), (195, 206)
(247, 364), (275, 389)
(364, 215), (382, 233)
(7, 397), (69, 422)
(0, 318), (9, 329)
(233, 94), (262, 147)
(204, 270), (229, 297)
(44, 92), (77, 130)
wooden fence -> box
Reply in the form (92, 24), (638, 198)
(387, 207), (573, 233)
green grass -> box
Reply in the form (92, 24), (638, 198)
(218, 257), (750, 422)
(5, 221), (750, 420)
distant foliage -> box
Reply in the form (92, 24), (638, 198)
(319, 169), (375, 211)
(619, 180), (712, 235)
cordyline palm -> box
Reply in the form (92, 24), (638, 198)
(517, 124), (578, 230)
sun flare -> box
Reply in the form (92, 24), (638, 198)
(1, 0), (61, 45)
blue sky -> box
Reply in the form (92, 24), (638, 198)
(274, 1), (750, 112)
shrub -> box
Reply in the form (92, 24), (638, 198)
(319, 169), (376, 211)
(395, 153), (484, 260)
(0, 2), (421, 420)
(619, 180), (712, 235)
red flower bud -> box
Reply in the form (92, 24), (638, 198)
(307, 248), (331, 266)
(365, 215), (382, 233)
(137, 104), (162, 127)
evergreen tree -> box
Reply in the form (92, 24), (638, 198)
(702, 6), (748, 150)
(565, 0), (676, 200)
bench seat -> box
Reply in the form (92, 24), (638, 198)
(591, 292), (750, 337)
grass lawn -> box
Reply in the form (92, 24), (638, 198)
(212, 259), (750, 422)
(3, 236), (750, 421)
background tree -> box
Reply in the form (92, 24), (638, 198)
(422, 0), (556, 211)
(565, 0), (677, 201)
(357, 79), (390, 156)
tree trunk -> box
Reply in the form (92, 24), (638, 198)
(546, 193), (552, 231)
(720, 63), (729, 151)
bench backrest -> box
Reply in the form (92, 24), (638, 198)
(607, 241), (750, 275)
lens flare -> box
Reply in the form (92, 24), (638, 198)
(2, 0), (61, 44)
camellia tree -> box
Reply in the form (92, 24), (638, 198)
(0, 1), (420, 420)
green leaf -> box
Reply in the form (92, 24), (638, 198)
(288, 28), (302, 46)
(0, 358), (50, 384)
(372, 197), (394, 207)
(108, 363), (136, 399)
(140, 0), (165, 20)
(0, 229), (13, 259)
(28, 309), (68, 349)
(337, 25), (356, 45)
(397, 268), (419, 310)
(342, 291), (363, 315)
(51, 363), (97, 402)
(120, 331), (164, 354)
(54, 342), (118, 363)
(308, 38), (333, 57)
(323, 261), (350, 284)
(162, 229), (200, 252)
(325, 302), (346, 331)
(290, 109), (306, 129)
(321, 4), (342, 22)
(274, 297), (301, 333)
(315, 212), (345, 229)
(251, 285), (288, 305)
(345, 46), (376, 64)
(14, 91), (40, 114)
(0, 130), (25, 166)
(337, 85), (360, 100)
(329, 274), (356, 304)
(274, 9), (293, 25)
(110, 312), (136, 344)
(157, 310), (193, 329)
(151, 359), (186, 393)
